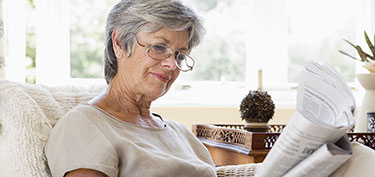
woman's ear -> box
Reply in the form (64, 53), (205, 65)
(112, 28), (124, 59)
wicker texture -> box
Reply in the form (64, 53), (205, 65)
(216, 163), (260, 177)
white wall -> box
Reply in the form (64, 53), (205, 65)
(151, 106), (295, 130)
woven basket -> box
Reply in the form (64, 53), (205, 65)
(216, 163), (260, 177)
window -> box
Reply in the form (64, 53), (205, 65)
(180, 0), (248, 82)
(8, 0), (375, 106)
(287, 0), (365, 83)
(69, 0), (116, 79)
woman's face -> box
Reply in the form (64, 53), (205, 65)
(114, 28), (189, 101)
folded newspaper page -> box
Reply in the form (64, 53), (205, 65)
(255, 60), (355, 177)
(283, 135), (352, 177)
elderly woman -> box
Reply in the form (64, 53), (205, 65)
(45, 0), (215, 177)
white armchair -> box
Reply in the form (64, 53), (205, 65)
(0, 80), (259, 177)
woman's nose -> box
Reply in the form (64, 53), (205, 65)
(161, 55), (178, 71)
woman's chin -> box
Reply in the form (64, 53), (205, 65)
(147, 88), (168, 100)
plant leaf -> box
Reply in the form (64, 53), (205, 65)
(343, 39), (357, 49)
(364, 31), (375, 57)
(342, 38), (372, 62)
(356, 46), (371, 62)
(338, 50), (360, 61)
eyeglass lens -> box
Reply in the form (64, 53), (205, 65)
(148, 44), (193, 71)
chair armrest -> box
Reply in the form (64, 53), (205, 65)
(216, 163), (260, 177)
(0, 80), (104, 177)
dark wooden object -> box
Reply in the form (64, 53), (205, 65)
(192, 124), (375, 166)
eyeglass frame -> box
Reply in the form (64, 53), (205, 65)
(134, 35), (195, 72)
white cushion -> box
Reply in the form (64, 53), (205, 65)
(330, 142), (375, 177)
(0, 80), (105, 177)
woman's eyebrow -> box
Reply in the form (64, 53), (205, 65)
(179, 47), (189, 51)
(154, 36), (189, 51)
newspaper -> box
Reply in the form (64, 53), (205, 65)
(255, 60), (356, 177)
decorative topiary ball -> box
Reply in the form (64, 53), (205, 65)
(240, 90), (275, 122)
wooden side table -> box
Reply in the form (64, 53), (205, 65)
(204, 145), (269, 165)
(192, 124), (375, 166)
(192, 124), (280, 166)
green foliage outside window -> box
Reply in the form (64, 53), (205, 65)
(183, 0), (247, 81)
(69, 0), (113, 78)
(25, 0), (36, 84)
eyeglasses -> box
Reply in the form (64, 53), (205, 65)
(135, 36), (195, 72)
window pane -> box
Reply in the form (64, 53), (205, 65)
(180, 0), (247, 81)
(287, 0), (363, 83)
(70, 0), (116, 78)
(26, 0), (36, 84)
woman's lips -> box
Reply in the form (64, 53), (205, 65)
(150, 72), (169, 83)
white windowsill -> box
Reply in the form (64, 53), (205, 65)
(60, 78), (365, 109)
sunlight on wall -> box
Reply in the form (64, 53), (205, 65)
(152, 106), (296, 130)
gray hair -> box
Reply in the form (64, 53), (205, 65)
(104, 0), (205, 84)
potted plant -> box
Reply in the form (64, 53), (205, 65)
(239, 90), (275, 132)
(339, 31), (375, 132)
